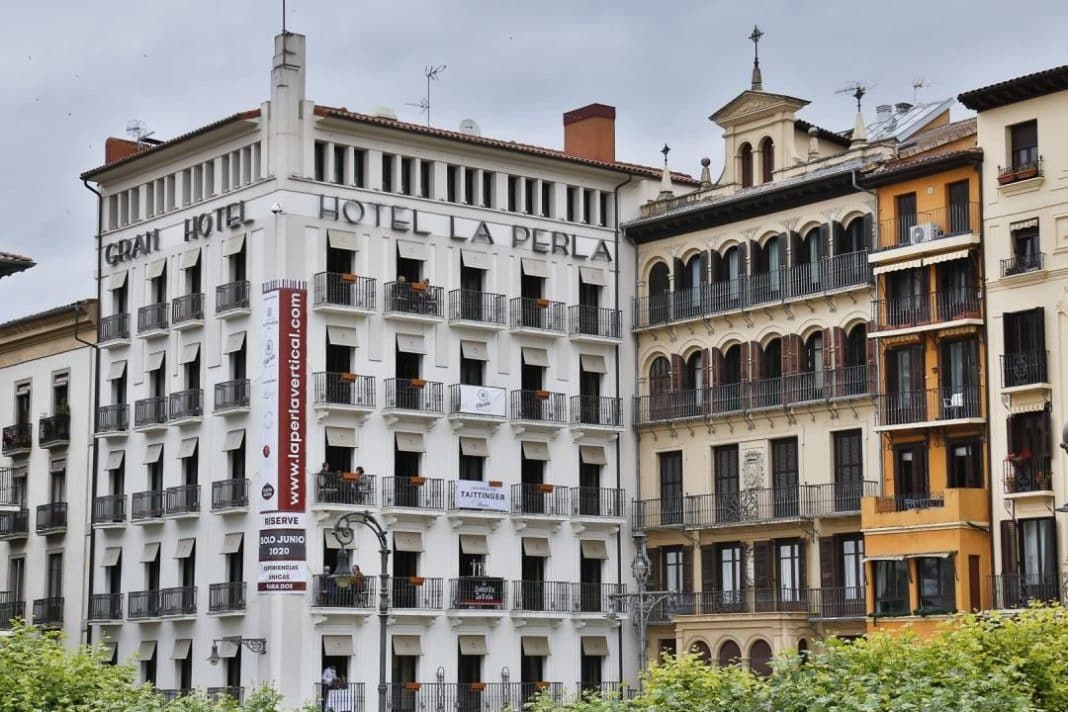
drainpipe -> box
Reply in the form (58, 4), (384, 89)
(974, 164), (998, 598)
(612, 172), (631, 686)
(79, 178), (104, 647)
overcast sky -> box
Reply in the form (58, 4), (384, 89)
(1, 0), (1066, 322)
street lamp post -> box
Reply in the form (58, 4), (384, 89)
(334, 511), (391, 712)
(611, 531), (677, 689)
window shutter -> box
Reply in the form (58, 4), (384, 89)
(1032, 307), (1046, 354)
(682, 547), (694, 593)
(673, 257), (684, 288)
(867, 323), (879, 392)
(709, 250), (722, 282)
(698, 252), (709, 284)
(736, 242), (749, 274)
(701, 545), (717, 592)
(819, 536), (837, 589)
(709, 347), (724, 386)
(753, 540), (772, 592)
(782, 336), (796, 376)
(789, 232), (802, 268)
(749, 342), (762, 383)
(832, 221), (844, 254)
(749, 240), (762, 272)
(1000, 521), (1019, 575)
(777, 233), (788, 267)
(702, 348), (711, 390)
(818, 224), (831, 260)
(671, 354), (685, 392)
(832, 327), (847, 369)
(797, 539), (807, 590)
(862, 214), (874, 252)
(822, 328), (835, 371)
(646, 547), (662, 590)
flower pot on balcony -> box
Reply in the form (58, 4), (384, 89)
(488, 480), (503, 488)
(410, 282), (427, 293)
(469, 683), (486, 692)
(409, 476), (426, 486)
(339, 372), (357, 383)
(342, 471), (361, 482)
(535, 390), (551, 400)
(537, 483), (555, 494)
(535, 298), (551, 308)
(409, 379), (427, 389)
(405, 682), (422, 691)
(408, 576), (425, 586)
(535, 682), (550, 691)
(1015, 167), (1039, 181)
(998, 171), (1016, 186)
(340, 273), (358, 283)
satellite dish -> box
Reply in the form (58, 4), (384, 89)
(458, 119), (481, 136)
(371, 106), (398, 120)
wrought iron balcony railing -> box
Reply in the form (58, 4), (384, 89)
(0, 509), (29, 538)
(510, 297), (565, 331)
(98, 313), (129, 342)
(510, 390), (567, 423)
(35, 502), (67, 532)
(1003, 456), (1053, 494)
(1001, 253), (1044, 278)
(808, 586), (866, 620)
(32, 597), (64, 627)
(168, 389), (203, 420)
(871, 290), (982, 331)
(39, 413), (70, 446)
(164, 485), (200, 515)
(2, 423), (32, 455)
(385, 281), (443, 317)
(88, 592), (123, 621)
(571, 582), (625, 614)
(133, 397), (167, 427)
(313, 272), (376, 310)
(159, 586), (197, 616)
(991, 573), (1059, 609)
(92, 494), (126, 524)
(96, 404), (128, 433)
(511, 580), (571, 612)
(382, 477), (445, 509)
(314, 471), (377, 507)
(212, 478), (248, 510)
(172, 293), (205, 325)
(511, 483), (569, 516)
(128, 590), (161, 619)
(385, 378), (443, 412)
(448, 289), (507, 324)
(874, 203), (980, 251)
(569, 304), (621, 339)
(131, 490), (164, 521)
(313, 372), (376, 408)
(570, 395), (622, 427)
(214, 379), (250, 411)
(449, 577), (507, 610)
(311, 573), (376, 609)
(875, 386), (982, 426)
(1001, 351), (1048, 388)
(570, 487), (626, 518)
(208, 582), (245, 613)
(390, 577), (444, 610)
(137, 303), (168, 333)
(216, 280), (250, 313)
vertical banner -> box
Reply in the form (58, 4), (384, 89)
(258, 281), (308, 593)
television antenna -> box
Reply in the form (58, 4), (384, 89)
(912, 77), (933, 103)
(406, 64), (446, 127)
(836, 81), (875, 113)
(125, 119), (154, 145)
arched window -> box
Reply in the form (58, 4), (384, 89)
(846, 324), (867, 367)
(649, 356), (672, 395)
(749, 640), (773, 677)
(685, 351), (704, 390)
(804, 332), (824, 373)
(739, 143), (753, 188)
(718, 640), (742, 667)
(723, 345), (742, 384)
(763, 338), (782, 380)
(648, 262), (671, 324)
(760, 137), (774, 183)
(677, 254), (707, 318)
(838, 217), (867, 254)
(690, 641), (712, 665)
(797, 228), (824, 293)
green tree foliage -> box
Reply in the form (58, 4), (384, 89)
(0, 622), (317, 712)
(533, 604), (1068, 712)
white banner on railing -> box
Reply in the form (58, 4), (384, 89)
(456, 384), (507, 417)
(453, 480), (510, 512)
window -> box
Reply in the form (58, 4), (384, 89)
(947, 180), (971, 234)
(598, 192), (609, 227)
(658, 451), (683, 526)
(566, 186), (577, 221)
(873, 560), (909, 615)
(895, 192), (918, 246)
(1009, 120), (1038, 171)
(332, 145), (345, 184)
(947, 439), (982, 488)
(894, 443), (930, 505)
(714, 445), (739, 523)
(459, 448), (484, 482)
(739, 142), (753, 188)
(354, 149), (366, 188)
(415, 157), (428, 197)
(47, 552), (63, 599)
(1003, 308), (1046, 386)
(464, 167), (475, 206)
(381, 153), (395, 193)
(917, 556), (955, 612)
(771, 438), (799, 517)
(759, 137), (774, 183)
(718, 543), (742, 597)
(507, 175), (519, 212)
(524, 178), (535, 215)
(1019, 518), (1056, 583)
(840, 536), (864, 596)
(1008, 224), (1041, 274)
(480, 171), (493, 207)
(663, 548), (685, 593)
(446, 165), (459, 203)
(540, 181), (552, 218)
(400, 156), (413, 195)
(314, 141), (327, 181)
(582, 189), (594, 225)
(832, 430), (863, 510)
(777, 540), (801, 600)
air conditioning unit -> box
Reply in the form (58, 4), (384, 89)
(909, 223), (943, 244)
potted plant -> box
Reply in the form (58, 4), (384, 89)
(409, 378), (427, 389)
(535, 389), (551, 400)
(537, 483), (555, 494)
(339, 372), (357, 383)
(535, 297), (551, 308)
(342, 471), (361, 482)
(340, 272), (357, 283)
(409, 476), (426, 486)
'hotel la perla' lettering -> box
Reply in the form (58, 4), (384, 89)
(319, 194), (613, 262)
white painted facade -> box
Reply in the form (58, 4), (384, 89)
(84, 32), (680, 708)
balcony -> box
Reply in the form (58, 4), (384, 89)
(570, 395), (623, 432)
(206, 687), (244, 705)
(98, 313), (130, 345)
(88, 593), (123, 623)
(375, 683), (564, 712)
(314, 683), (365, 712)
(39, 413), (70, 448)
(510, 297), (565, 335)
(313, 372), (376, 417)
(997, 156), (1043, 187)
(0, 509), (29, 540)
(872, 203), (980, 260)
(448, 289), (507, 328)
(214, 379), (250, 414)
(159, 586), (197, 617)
(446, 480), (510, 529)
(633, 481), (879, 530)
(35, 502), (67, 534)
(92, 494), (126, 527)
(571, 582), (626, 616)
(875, 386), (983, 431)
(311, 573), (376, 614)
(313, 272), (376, 314)
(32, 597), (63, 628)
(449, 384), (507, 429)
(137, 302), (169, 337)
(131, 490), (164, 522)
(384, 378), (444, 424)
(511, 483), (570, 526)
(211, 478), (248, 512)
(381, 477), (445, 525)
(510, 390), (567, 433)
(1003, 456), (1053, 497)
(133, 397), (167, 430)
(870, 290), (982, 336)
(313, 471), (377, 510)
(168, 389), (203, 424)
(1001, 351), (1048, 390)
(448, 576), (507, 613)
(95, 404), (128, 436)
(128, 590), (161, 620)
(570, 487), (627, 531)
(1000, 253), (1045, 279)
(2, 423), (32, 456)
(862, 487), (989, 530)
(208, 582), (246, 614)
(632, 252), (871, 330)
(384, 281), (443, 322)
(808, 587), (866, 620)
(991, 573), (1059, 609)
(389, 577), (444, 620)
(171, 292), (205, 329)
(215, 280), (250, 317)
(0, 467), (21, 511)
(0, 594), (25, 629)
(569, 305), (622, 342)
(165, 484), (200, 517)
(157, 690), (193, 703)
(511, 580), (571, 615)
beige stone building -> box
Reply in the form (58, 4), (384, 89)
(622, 55), (957, 670)
(959, 65), (1068, 607)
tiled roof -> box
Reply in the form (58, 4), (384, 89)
(898, 118), (977, 158)
(314, 106), (700, 185)
(80, 111), (262, 179)
(959, 65), (1068, 111)
(0, 299), (95, 331)
(858, 148), (983, 187)
(0, 252), (34, 278)
(794, 119), (851, 147)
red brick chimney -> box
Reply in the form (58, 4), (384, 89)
(104, 137), (141, 164)
(563, 104), (616, 163)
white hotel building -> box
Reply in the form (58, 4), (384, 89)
(82, 32), (693, 708)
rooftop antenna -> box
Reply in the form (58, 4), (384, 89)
(836, 81), (874, 113)
(282, 0), (286, 33)
(125, 119), (154, 146)
(406, 65), (446, 127)
(912, 77), (932, 104)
